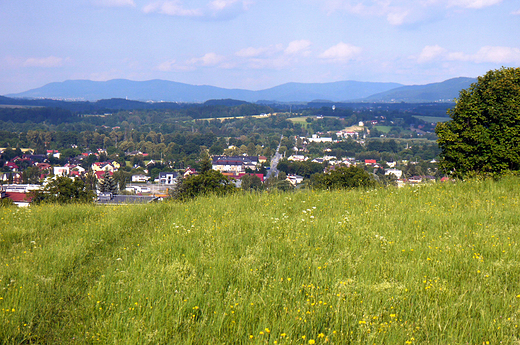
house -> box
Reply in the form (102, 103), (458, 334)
(66, 164), (86, 177)
(131, 174), (149, 183)
(385, 168), (403, 179)
(1, 173), (23, 184)
(53, 166), (70, 177)
(286, 174), (304, 186)
(184, 167), (197, 177)
(95, 170), (113, 179)
(288, 155), (308, 162)
(0, 185), (38, 207)
(47, 150), (61, 159)
(212, 156), (259, 173)
(222, 172), (264, 182)
(306, 135), (333, 143)
(157, 172), (180, 185)
(36, 162), (51, 171)
(365, 159), (377, 165)
(92, 160), (120, 173)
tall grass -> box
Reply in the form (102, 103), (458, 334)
(2, 178), (520, 344)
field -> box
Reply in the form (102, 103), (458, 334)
(2, 178), (520, 344)
(412, 116), (451, 123)
(373, 125), (393, 133)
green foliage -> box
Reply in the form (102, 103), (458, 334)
(112, 170), (130, 192)
(241, 174), (263, 191)
(170, 170), (237, 201)
(277, 159), (326, 178)
(97, 171), (118, 194)
(436, 67), (520, 177)
(0, 197), (15, 207)
(198, 151), (212, 174)
(31, 176), (95, 204)
(313, 166), (376, 190)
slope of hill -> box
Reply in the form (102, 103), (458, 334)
(2, 178), (520, 343)
(6, 79), (403, 103)
(365, 77), (476, 102)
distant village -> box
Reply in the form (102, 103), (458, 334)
(0, 128), (443, 207)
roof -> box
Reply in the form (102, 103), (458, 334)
(158, 171), (179, 178)
(5, 192), (33, 203)
(96, 193), (159, 204)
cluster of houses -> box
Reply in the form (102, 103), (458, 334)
(286, 154), (437, 187)
(1, 142), (439, 206)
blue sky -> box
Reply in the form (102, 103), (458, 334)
(1, 0), (519, 94)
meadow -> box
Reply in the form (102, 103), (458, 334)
(2, 178), (520, 344)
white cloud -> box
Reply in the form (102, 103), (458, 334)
(187, 53), (226, 66)
(417, 45), (520, 64)
(417, 45), (448, 63)
(156, 60), (177, 71)
(235, 44), (284, 58)
(143, 1), (203, 16)
(236, 47), (272, 58)
(284, 40), (312, 55)
(319, 42), (362, 62)
(512, 8), (520, 15)
(445, 0), (503, 9)
(143, 0), (251, 19)
(317, 0), (503, 25)
(473, 46), (520, 64)
(92, 0), (136, 7)
(386, 9), (411, 26)
(23, 56), (64, 68)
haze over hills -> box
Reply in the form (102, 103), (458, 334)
(5, 77), (476, 103)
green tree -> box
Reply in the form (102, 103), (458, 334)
(32, 177), (95, 204)
(198, 151), (212, 174)
(241, 174), (263, 191)
(170, 170), (236, 201)
(113, 170), (130, 192)
(313, 166), (375, 190)
(436, 67), (520, 177)
(98, 171), (118, 194)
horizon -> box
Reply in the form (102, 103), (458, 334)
(1, 1), (519, 95)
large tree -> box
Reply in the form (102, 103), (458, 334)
(313, 166), (375, 190)
(32, 177), (95, 204)
(436, 67), (520, 177)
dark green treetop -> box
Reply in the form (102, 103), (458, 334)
(436, 67), (520, 177)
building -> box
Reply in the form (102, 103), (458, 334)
(157, 172), (180, 185)
(131, 174), (149, 183)
(212, 156), (259, 173)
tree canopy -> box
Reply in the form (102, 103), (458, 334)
(31, 177), (95, 204)
(436, 67), (520, 177)
(313, 166), (375, 190)
(170, 170), (237, 201)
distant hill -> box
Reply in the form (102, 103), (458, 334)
(4, 77), (477, 103)
(364, 77), (476, 102)
(6, 79), (403, 103)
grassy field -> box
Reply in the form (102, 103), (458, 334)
(373, 125), (393, 133)
(412, 116), (451, 123)
(2, 178), (520, 344)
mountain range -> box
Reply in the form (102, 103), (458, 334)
(5, 77), (476, 103)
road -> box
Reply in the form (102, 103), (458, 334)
(266, 134), (283, 179)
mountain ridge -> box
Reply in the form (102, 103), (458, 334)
(5, 77), (476, 103)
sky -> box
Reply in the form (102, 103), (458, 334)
(1, 0), (519, 94)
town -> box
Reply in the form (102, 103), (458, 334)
(0, 110), (444, 206)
